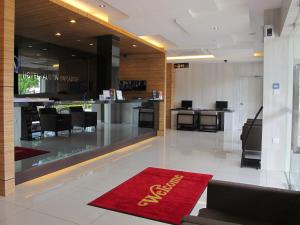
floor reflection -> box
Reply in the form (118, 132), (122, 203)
(15, 124), (155, 173)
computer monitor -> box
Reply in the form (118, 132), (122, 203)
(216, 101), (228, 110)
(181, 100), (193, 109)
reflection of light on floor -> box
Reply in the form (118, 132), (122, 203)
(22, 137), (157, 186)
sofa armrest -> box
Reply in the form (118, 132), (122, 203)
(181, 215), (240, 225)
(206, 180), (300, 225)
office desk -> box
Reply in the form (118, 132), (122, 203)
(170, 108), (234, 131)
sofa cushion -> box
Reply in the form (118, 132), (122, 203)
(198, 209), (277, 225)
(182, 215), (241, 225)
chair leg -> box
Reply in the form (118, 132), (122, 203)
(69, 129), (71, 135)
(55, 131), (58, 136)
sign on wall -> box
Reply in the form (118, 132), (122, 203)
(174, 63), (189, 69)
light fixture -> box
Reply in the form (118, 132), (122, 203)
(89, 43), (94, 46)
(42, 48), (48, 51)
(99, 4), (106, 8)
(167, 55), (215, 61)
(132, 44), (137, 48)
(28, 45), (33, 48)
(55, 32), (62, 36)
(212, 26), (220, 31)
(139, 36), (164, 49)
(254, 52), (264, 57)
(76, 39), (81, 42)
(71, 54), (76, 57)
(52, 64), (60, 68)
(70, 19), (76, 23)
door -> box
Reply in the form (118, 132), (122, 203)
(239, 76), (263, 129)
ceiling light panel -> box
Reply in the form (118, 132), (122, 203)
(167, 55), (215, 61)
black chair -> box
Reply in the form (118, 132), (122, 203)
(139, 108), (154, 128)
(39, 108), (72, 136)
(198, 111), (219, 132)
(177, 110), (198, 130)
(241, 106), (263, 169)
(69, 106), (97, 130)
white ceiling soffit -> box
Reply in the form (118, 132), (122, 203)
(281, 0), (300, 36)
(84, 0), (283, 61)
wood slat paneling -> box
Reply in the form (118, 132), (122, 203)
(166, 64), (175, 129)
(120, 54), (166, 135)
(0, 0), (15, 196)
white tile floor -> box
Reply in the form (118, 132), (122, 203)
(0, 129), (288, 225)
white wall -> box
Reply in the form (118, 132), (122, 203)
(174, 62), (263, 130)
(262, 36), (294, 172)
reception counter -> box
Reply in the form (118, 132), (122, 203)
(14, 98), (164, 143)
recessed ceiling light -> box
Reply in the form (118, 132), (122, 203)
(89, 43), (94, 46)
(55, 32), (62, 36)
(132, 44), (137, 48)
(76, 39), (81, 42)
(52, 64), (59, 68)
(212, 26), (220, 31)
(70, 19), (76, 23)
(71, 54), (76, 57)
(42, 48), (48, 51)
(99, 4), (106, 8)
(28, 45), (33, 48)
(167, 55), (215, 61)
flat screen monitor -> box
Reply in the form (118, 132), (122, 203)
(181, 100), (193, 109)
(216, 101), (228, 110)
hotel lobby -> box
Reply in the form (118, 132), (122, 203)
(0, 0), (300, 225)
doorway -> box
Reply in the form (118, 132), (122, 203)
(238, 76), (263, 129)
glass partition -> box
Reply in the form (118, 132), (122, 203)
(289, 64), (300, 190)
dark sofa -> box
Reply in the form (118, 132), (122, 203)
(69, 106), (97, 130)
(181, 180), (300, 225)
(39, 108), (72, 136)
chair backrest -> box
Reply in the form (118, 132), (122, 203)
(39, 108), (57, 115)
(241, 125), (262, 151)
(69, 106), (84, 112)
(207, 180), (300, 225)
(246, 119), (262, 126)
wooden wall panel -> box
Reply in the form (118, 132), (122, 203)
(120, 53), (166, 136)
(0, 0), (15, 196)
(166, 64), (175, 129)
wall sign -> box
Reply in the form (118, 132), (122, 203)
(174, 63), (189, 69)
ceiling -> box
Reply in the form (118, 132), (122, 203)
(15, 0), (164, 56)
(86, 0), (284, 62)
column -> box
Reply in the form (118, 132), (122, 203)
(0, 0), (15, 196)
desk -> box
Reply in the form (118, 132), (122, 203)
(170, 108), (234, 131)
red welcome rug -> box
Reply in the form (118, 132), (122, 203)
(88, 167), (213, 225)
(15, 147), (49, 161)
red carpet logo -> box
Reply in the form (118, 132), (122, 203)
(138, 175), (184, 207)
